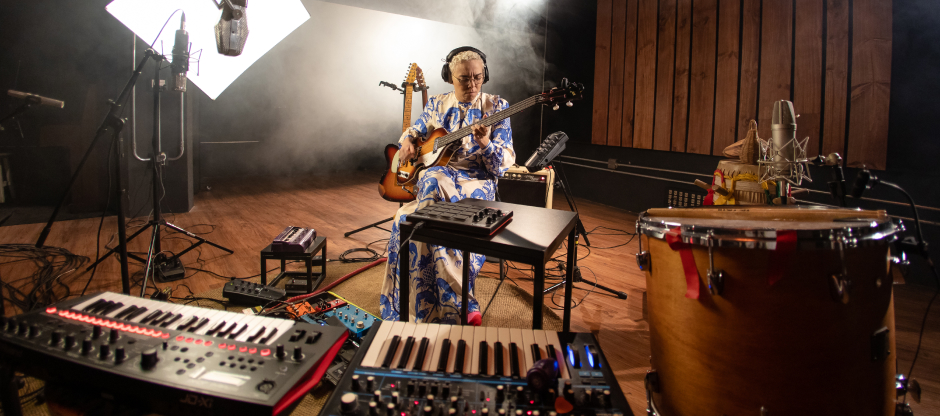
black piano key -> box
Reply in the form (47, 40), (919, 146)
(139, 310), (163, 324)
(509, 342), (520, 377)
(149, 311), (173, 326)
(412, 338), (430, 371)
(187, 318), (210, 332)
(217, 322), (238, 337)
(258, 328), (278, 344)
(88, 301), (112, 314)
(176, 316), (199, 331)
(124, 307), (148, 321)
(246, 326), (267, 343)
(228, 324), (248, 339)
(494, 341), (505, 376)
(381, 336), (401, 368)
(437, 339), (452, 372)
(101, 302), (124, 315)
(478, 340), (488, 375)
(546, 345), (557, 361)
(160, 314), (183, 328)
(113, 305), (139, 319)
(206, 321), (227, 336)
(396, 337), (416, 369)
(455, 340), (467, 374)
(531, 344), (542, 361)
(82, 299), (107, 312)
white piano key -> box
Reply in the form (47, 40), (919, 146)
(543, 331), (570, 380)
(266, 319), (296, 345)
(232, 316), (264, 341)
(375, 321), (406, 368)
(446, 326), (463, 373)
(405, 323), (430, 370)
(498, 328), (512, 377)
(427, 324), (451, 372)
(521, 329), (536, 372)
(486, 327), (499, 376)
(73, 293), (108, 311)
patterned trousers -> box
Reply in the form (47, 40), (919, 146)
(379, 165), (496, 323)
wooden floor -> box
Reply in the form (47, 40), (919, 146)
(1, 172), (938, 415)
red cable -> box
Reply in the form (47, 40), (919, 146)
(284, 257), (387, 304)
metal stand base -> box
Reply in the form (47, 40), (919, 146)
(344, 216), (393, 237)
(544, 266), (628, 299)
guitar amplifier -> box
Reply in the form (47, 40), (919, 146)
(497, 165), (555, 209)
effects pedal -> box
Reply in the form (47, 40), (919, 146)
(222, 280), (287, 306)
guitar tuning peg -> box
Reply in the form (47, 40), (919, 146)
(553, 103), (560, 111)
(566, 101), (574, 107)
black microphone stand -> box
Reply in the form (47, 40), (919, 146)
(83, 52), (233, 297)
(31, 49), (161, 294)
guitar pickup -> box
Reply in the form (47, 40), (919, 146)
(398, 171), (410, 179)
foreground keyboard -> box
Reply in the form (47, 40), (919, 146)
(0, 292), (348, 415)
(322, 321), (632, 415)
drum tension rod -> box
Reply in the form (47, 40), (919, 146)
(829, 232), (852, 304)
(706, 231), (725, 296)
(635, 215), (651, 272)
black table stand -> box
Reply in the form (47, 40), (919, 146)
(82, 52), (233, 296)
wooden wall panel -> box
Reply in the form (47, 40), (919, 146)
(686, 0), (717, 155)
(737, 0), (761, 130)
(621, 0), (640, 147)
(822, 0), (850, 158)
(588, 0), (890, 168)
(633, 0), (658, 149)
(653, 0), (677, 151)
(671, 0), (692, 152)
(607, 0), (629, 147)
(712, 0), (742, 155)
(794, 0), (824, 155)
(847, 0), (891, 169)
(592, 0), (613, 145)
(757, 0), (794, 142)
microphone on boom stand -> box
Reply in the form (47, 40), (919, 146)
(170, 13), (190, 92)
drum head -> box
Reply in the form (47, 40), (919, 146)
(638, 206), (898, 249)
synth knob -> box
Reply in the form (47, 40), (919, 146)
(81, 338), (93, 355)
(50, 330), (64, 345)
(449, 395), (458, 408)
(99, 344), (111, 359)
(373, 390), (382, 403)
(515, 411), (524, 416)
(601, 389), (611, 407)
(370, 401), (380, 416)
(340, 393), (359, 414)
(27, 324), (40, 338)
(293, 346), (304, 361)
(275, 344), (286, 359)
(115, 347), (126, 363)
(385, 403), (395, 416)
(64, 334), (76, 350)
(366, 375), (376, 391)
(141, 348), (159, 370)
(391, 391), (400, 406)
(109, 328), (120, 343)
(92, 325), (102, 339)
(422, 406), (432, 416)
(481, 409), (489, 415)
(351, 375), (361, 391)
(495, 385), (505, 401)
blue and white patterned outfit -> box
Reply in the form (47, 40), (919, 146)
(380, 91), (515, 323)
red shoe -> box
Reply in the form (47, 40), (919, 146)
(467, 311), (482, 326)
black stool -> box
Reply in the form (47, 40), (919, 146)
(260, 236), (327, 295)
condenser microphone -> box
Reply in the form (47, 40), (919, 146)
(771, 100), (797, 173)
(215, 0), (249, 56)
(851, 169), (875, 199)
(170, 12), (189, 92)
(7, 90), (65, 108)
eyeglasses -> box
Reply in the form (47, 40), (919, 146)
(455, 74), (485, 85)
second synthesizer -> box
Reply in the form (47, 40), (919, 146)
(0, 292), (349, 416)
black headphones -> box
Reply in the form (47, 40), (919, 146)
(441, 46), (489, 84)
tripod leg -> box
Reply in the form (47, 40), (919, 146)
(84, 222), (150, 271)
(344, 217), (394, 238)
(140, 225), (159, 298)
(554, 166), (591, 246)
(163, 222), (234, 254)
(563, 228), (575, 332)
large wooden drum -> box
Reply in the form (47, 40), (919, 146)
(636, 206), (900, 416)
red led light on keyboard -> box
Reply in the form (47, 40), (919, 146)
(57, 310), (164, 338)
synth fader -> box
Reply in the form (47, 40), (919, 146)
(0, 292), (348, 416)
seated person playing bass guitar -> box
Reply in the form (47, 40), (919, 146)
(380, 46), (515, 325)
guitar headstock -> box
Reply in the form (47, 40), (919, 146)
(538, 78), (585, 109)
(404, 63), (418, 86)
(415, 66), (429, 92)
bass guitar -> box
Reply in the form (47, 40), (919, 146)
(378, 78), (584, 203)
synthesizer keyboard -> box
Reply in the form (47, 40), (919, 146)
(321, 321), (633, 415)
(0, 292), (348, 416)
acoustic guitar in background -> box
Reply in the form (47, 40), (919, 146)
(378, 78), (585, 203)
(378, 63), (427, 202)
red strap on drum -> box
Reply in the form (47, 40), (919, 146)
(768, 230), (797, 285)
(665, 228), (700, 299)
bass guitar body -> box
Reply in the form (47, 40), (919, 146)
(377, 127), (456, 203)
